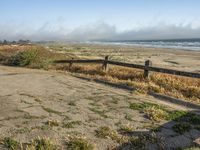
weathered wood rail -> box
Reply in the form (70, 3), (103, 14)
(54, 56), (200, 79)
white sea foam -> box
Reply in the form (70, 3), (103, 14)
(88, 39), (200, 51)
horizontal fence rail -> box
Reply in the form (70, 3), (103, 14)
(107, 60), (145, 70)
(54, 59), (104, 64)
(54, 56), (200, 79)
(148, 66), (200, 78)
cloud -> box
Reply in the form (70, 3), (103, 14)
(1, 21), (200, 41)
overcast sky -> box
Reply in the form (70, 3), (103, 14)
(1, 0), (200, 41)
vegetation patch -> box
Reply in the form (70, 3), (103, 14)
(168, 111), (200, 125)
(68, 101), (76, 106)
(26, 137), (60, 150)
(10, 49), (38, 66)
(189, 114), (200, 125)
(144, 106), (168, 122)
(66, 136), (95, 150)
(45, 120), (60, 127)
(166, 110), (188, 121)
(89, 107), (108, 118)
(129, 102), (165, 111)
(172, 123), (192, 134)
(95, 126), (128, 143)
(118, 133), (160, 150)
(130, 103), (200, 124)
(124, 113), (134, 121)
(63, 121), (82, 128)
(16, 127), (31, 134)
(0, 137), (20, 150)
(39, 125), (51, 131)
(42, 107), (62, 115)
(119, 124), (135, 133)
(130, 102), (168, 122)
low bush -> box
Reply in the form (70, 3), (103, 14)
(11, 49), (38, 66)
(172, 123), (191, 134)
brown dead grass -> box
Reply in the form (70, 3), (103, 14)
(56, 64), (200, 103)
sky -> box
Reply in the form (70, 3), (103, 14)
(1, 0), (200, 41)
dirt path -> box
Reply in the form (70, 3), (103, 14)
(0, 66), (199, 149)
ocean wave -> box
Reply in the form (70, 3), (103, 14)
(89, 39), (200, 51)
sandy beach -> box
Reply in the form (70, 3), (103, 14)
(48, 43), (200, 72)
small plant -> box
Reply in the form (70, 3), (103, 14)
(0, 137), (20, 150)
(63, 121), (82, 128)
(121, 133), (160, 150)
(189, 114), (200, 125)
(129, 102), (164, 111)
(144, 106), (168, 122)
(68, 101), (76, 106)
(95, 126), (127, 143)
(128, 136), (146, 149)
(16, 127), (31, 134)
(26, 137), (59, 150)
(66, 136), (95, 150)
(151, 126), (162, 132)
(119, 124), (135, 133)
(166, 110), (188, 121)
(125, 113), (133, 121)
(24, 113), (40, 119)
(95, 126), (115, 139)
(40, 125), (51, 131)
(45, 120), (60, 127)
(172, 123), (191, 134)
(111, 98), (119, 104)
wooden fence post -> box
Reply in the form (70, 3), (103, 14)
(102, 56), (109, 71)
(69, 58), (74, 69)
(144, 60), (152, 78)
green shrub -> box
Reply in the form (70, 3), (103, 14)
(0, 137), (20, 150)
(129, 102), (164, 111)
(166, 110), (188, 121)
(172, 123), (191, 134)
(190, 114), (200, 125)
(11, 50), (37, 66)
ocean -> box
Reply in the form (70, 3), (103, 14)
(90, 39), (200, 51)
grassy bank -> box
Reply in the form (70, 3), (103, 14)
(0, 44), (67, 69)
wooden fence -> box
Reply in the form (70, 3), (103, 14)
(54, 56), (200, 79)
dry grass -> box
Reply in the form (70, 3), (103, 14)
(58, 64), (200, 103)
(65, 135), (95, 150)
(0, 136), (60, 150)
(144, 106), (168, 122)
(95, 126), (129, 144)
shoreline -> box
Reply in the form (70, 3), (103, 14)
(80, 41), (200, 53)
